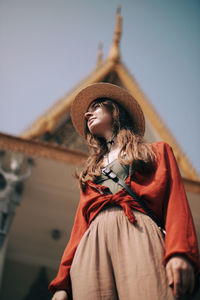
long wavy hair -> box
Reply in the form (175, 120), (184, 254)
(76, 98), (157, 190)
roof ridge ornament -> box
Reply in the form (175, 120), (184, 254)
(108, 6), (122, 62)
(96, 42), (103, 69)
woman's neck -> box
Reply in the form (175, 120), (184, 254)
(103, 142), (120, 166)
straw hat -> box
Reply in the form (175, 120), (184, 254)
(71, 82), (145, 138)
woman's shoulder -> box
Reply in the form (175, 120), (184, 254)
(149, 141), (172, 152)
(148, 141), (174, 162)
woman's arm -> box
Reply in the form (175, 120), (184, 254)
(161, 143), (199, 297)
(162, 143), (199, 271)
(166, 254), (195, 298)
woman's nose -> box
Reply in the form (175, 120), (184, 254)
(84, 111), (93, 120)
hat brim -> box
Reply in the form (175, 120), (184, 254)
(71, 82), (145, 138)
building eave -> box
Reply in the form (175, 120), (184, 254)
(0, 132), (87, 166)
(183, 177), (200, 194)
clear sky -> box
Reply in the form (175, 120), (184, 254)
(0, 0), (200, 174)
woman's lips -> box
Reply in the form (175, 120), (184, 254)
(88, 118), (96, 125)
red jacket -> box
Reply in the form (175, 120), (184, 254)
(48, 142), (199, 297)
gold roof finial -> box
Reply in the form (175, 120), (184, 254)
(108, 6), (122, 62)
(96, 42), (103, 68)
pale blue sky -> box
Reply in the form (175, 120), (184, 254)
(0, 0), (200, 174)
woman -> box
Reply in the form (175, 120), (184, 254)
(49, 83), (199, 300)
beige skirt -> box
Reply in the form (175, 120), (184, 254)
(70, 206), (176, 300)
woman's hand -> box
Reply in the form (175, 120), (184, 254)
(166, 255), (195, 298)
(52, 290), (68, 300)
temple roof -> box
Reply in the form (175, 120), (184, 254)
(18, 8), (199, 182)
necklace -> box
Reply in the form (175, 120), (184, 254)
(106, 135), (116, 149)
(107, 138), (115, 146)
(103, 135), (117, 165)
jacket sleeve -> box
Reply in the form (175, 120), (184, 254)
(162, 143), (200, 273)
(48, 194), (89, 298)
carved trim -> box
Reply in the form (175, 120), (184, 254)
(0, 132), (87, 166)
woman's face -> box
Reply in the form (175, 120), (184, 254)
(84, 101), (113, 138)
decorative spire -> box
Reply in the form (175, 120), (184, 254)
(96, 42), (103, 68)
(108, 6), (122, 62)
